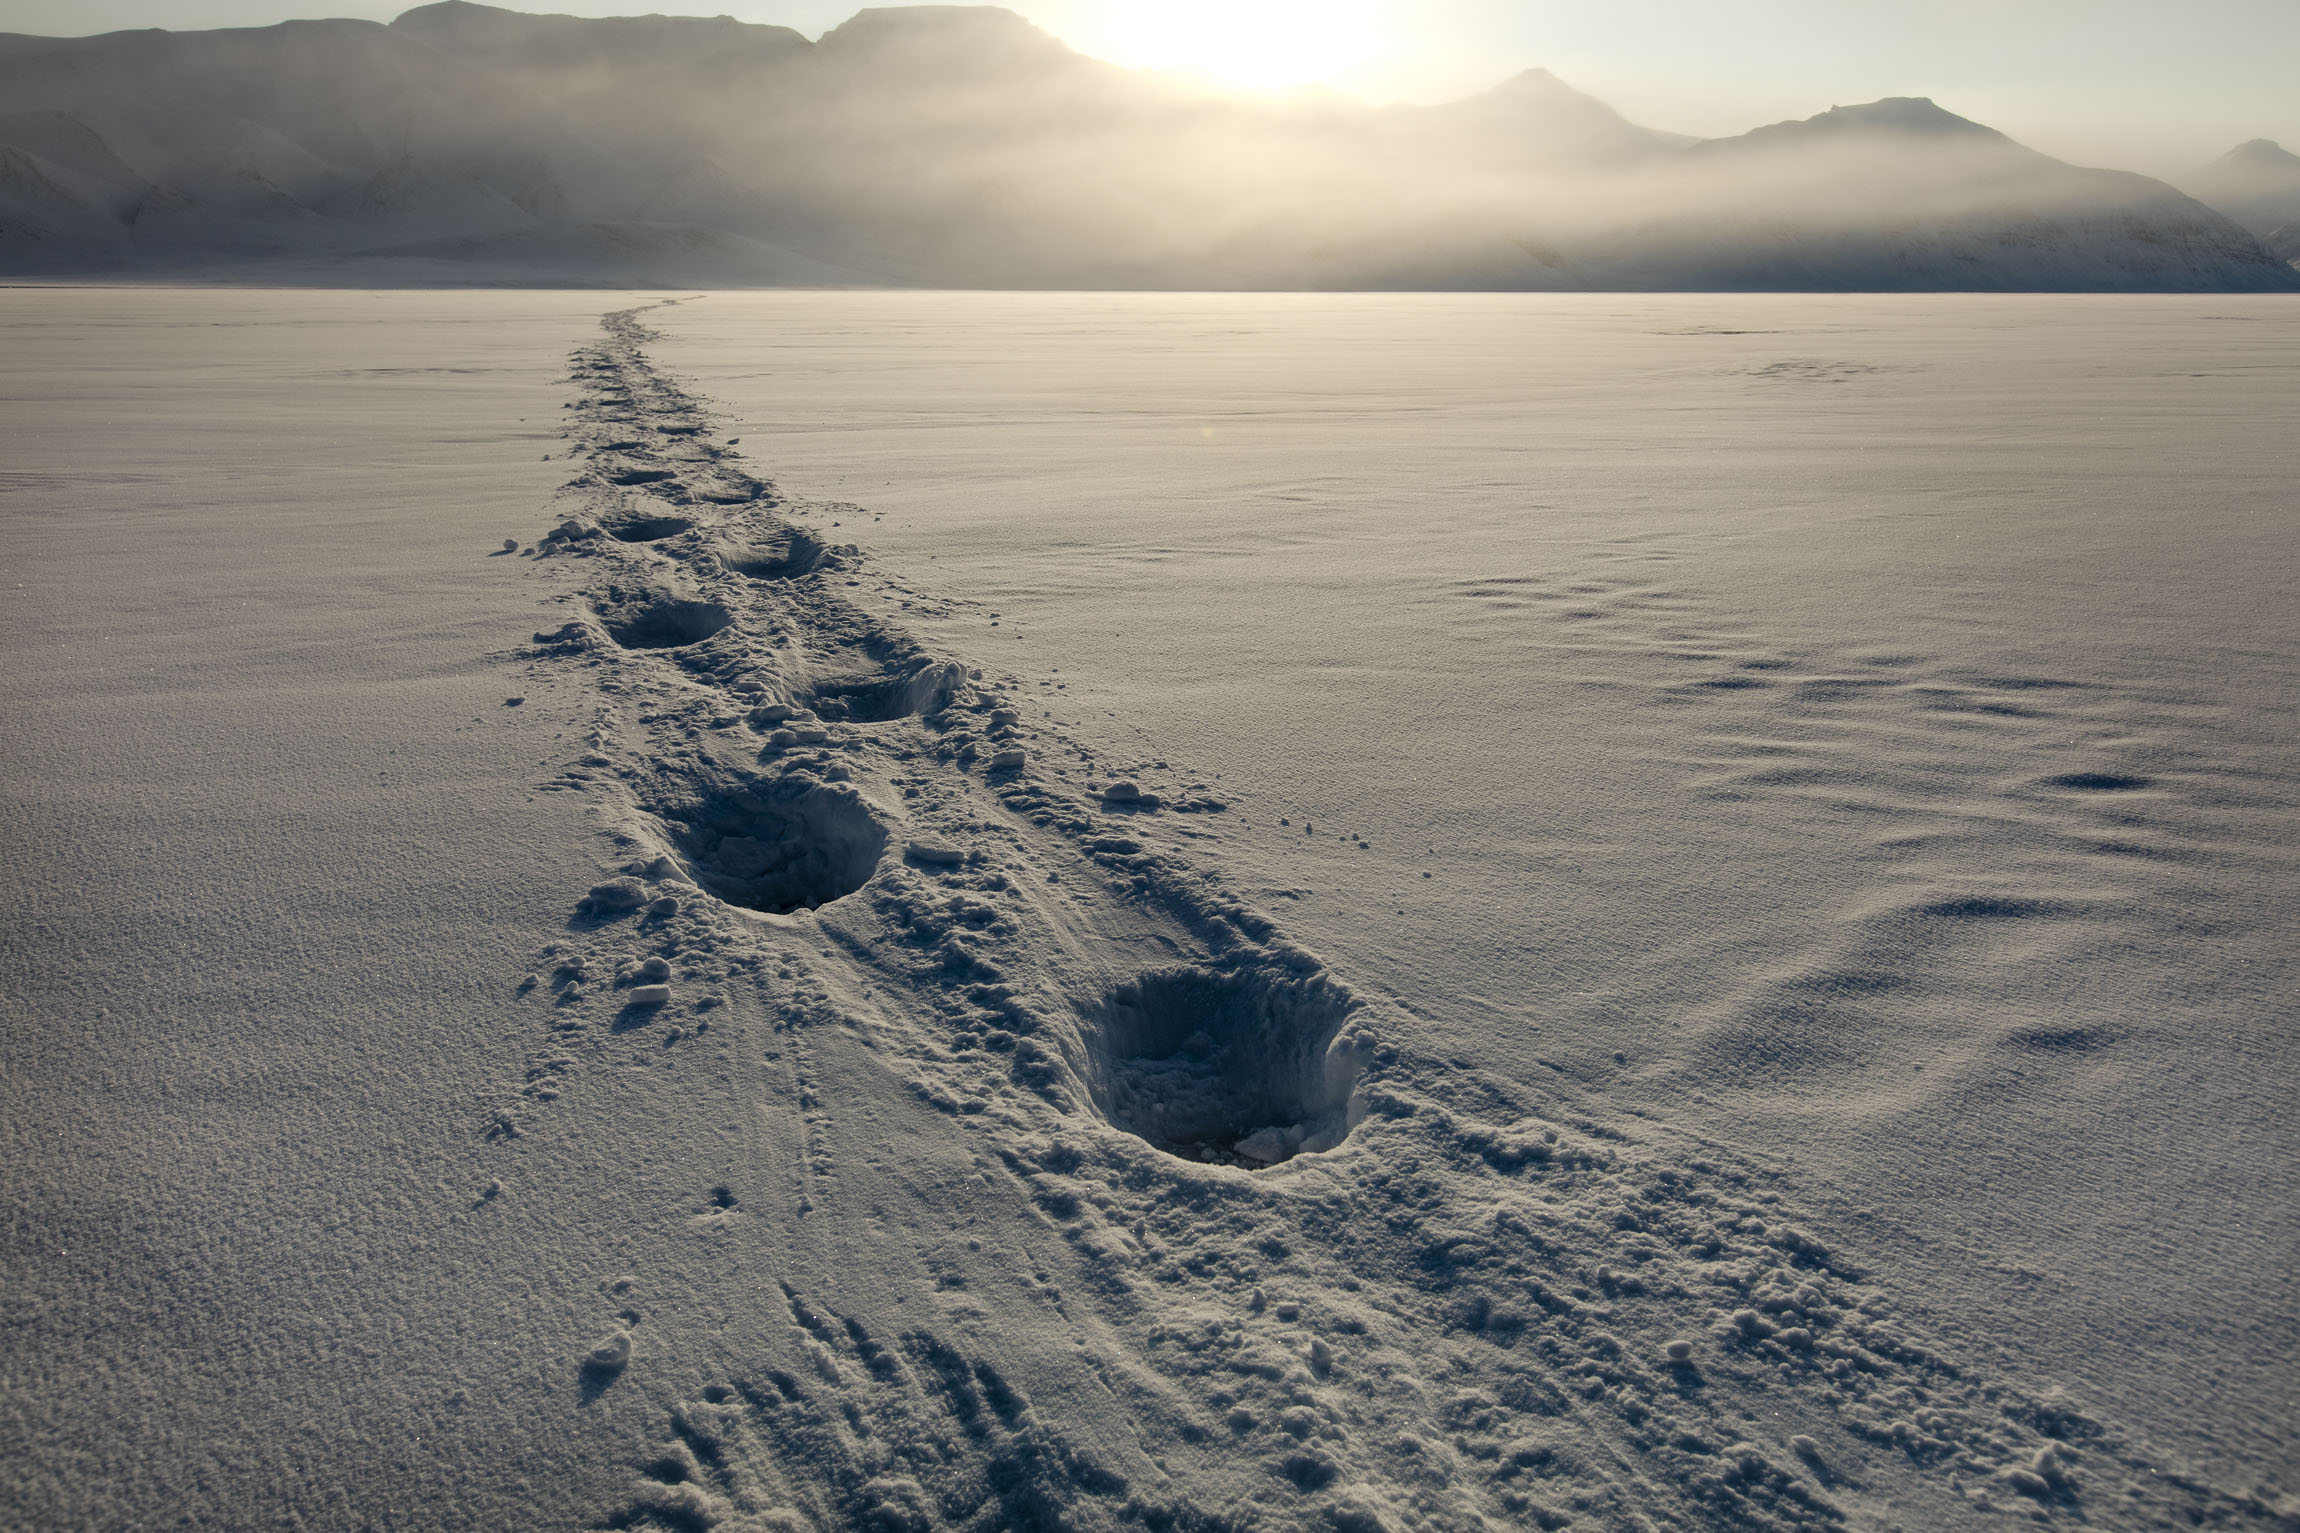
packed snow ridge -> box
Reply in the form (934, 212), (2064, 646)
(0, 3), (2294, 290)
(496, 301), (2297, 1530)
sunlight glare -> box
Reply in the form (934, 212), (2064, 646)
(1103, 0), (1386, 94)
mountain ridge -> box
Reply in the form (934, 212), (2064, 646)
(0, 3), (2292, 291)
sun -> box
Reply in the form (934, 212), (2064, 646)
(1099, 0), (1385, 94)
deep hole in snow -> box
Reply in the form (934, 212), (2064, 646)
(658, 776), (886, 914)
(726, 529), (824, 579)
(604, 514), (693, 543)
(597, 594), (732, 651)
(1081, 966), (1370, 1167)
(807, 658), (965, 723)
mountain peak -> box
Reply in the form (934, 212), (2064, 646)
(1418, 67), (1682, 163)
(1696, 96), (2015, 157)
(1798, 97), (2003, 138)
(818, 6), (1061, 52)
(2213, 138), (2300, 169)
(2180, 136), (2300, 234)
(1469, 68), (1621, 114)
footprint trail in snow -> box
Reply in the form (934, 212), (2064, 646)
(504, 304), (2290, 1533)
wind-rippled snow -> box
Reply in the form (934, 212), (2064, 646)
(5, 288), (2295, 1531)
(656, 291), (2300, 1487)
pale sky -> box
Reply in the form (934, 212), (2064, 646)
(2, 0), (2293, 176)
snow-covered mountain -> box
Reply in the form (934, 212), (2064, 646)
(0, 3), (2292, 291)
(1575, 99), (2299, 292)
(2178, 138), (2300, 237)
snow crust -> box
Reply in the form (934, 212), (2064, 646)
(4, 290), (2296, 1531)
(652, 292), (2300, 1510)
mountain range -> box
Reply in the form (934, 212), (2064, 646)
(1, 1), (2294, 291)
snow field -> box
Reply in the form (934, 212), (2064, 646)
(514, 304), (2288, 1530)
(5, 289), (2293, 1532)
(649, 289), (2300, 1498)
